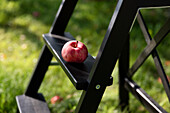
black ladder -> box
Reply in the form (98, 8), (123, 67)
(16, 0), (170, 113)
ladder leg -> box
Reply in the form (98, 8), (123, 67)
(75, 84), (107, 113)
(118, 34), (130, 110)
(75, 0), (138, 111)
(25, 45), (53, 97)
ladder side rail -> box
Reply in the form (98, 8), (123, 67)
(118, 34), (130, 110)
(75, 0), (139, 112)
(50, 0), (79, 35)
(25, 45), (53, 97)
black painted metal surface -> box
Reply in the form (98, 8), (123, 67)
(119, 34), (130, 110)
(50, 0), (78, 35)
(16, 94), (50, 113)
(124, 78), (168, 113)
(118, 2), (170, 113)
(137, 11), (170, 101)
(25, 45), (53, 97)
(128, 18), (170, 78)
(43, 33), (95, 90)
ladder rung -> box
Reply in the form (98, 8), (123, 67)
(50, 61), (59, 66)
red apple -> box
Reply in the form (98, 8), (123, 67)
(61, 40), (88, 63)
(51, 95), (63, 104)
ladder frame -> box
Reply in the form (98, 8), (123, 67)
(17, 0), (170, 112)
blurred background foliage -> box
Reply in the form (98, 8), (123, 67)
(0, 0), (170, 112)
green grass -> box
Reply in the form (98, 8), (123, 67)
(0, 0), (170, 112)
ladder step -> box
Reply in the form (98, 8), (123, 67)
(16, 94), (50, 113)
(43, 33), (95, 90)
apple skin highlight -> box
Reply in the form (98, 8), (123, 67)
(61, 40), (88, 63)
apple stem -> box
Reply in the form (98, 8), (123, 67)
(76, 41), (78, 47)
